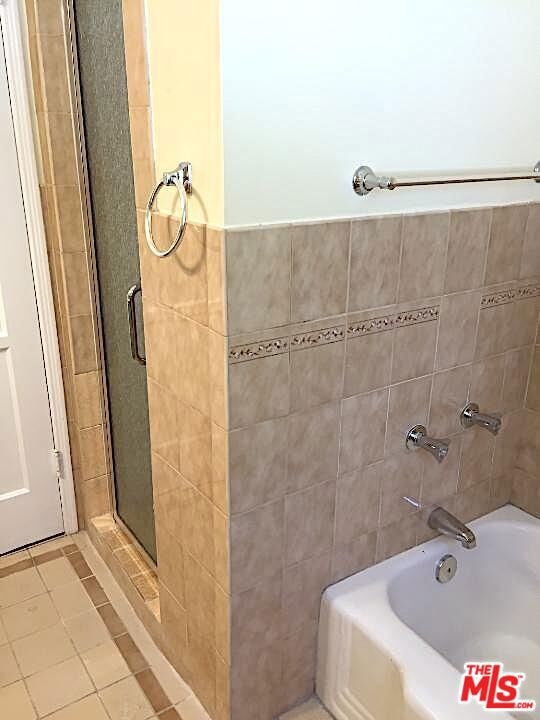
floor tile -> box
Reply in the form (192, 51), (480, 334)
(1, 592), (59, 641)
(135, 668), (171, 713)
(51, 579), (94, 619)
(33, 549), (63, 566)
(175, 696), (210, 720)
(29, 537), (71, 557)
(99, 675), (154, 720)
(97, 603), (127, 637)
(0, 567), (46, 607)
(0, 643), (21, 687)
(0, 549), (30, 569)
(114, 632), (148, 673)
(46, 693), (109, 720)
(0, 680), (36, 719)
(279, 697), (332, 719)
(82, 576), (108, 607)
(12, 622), (76, 676)
(64, 608), (110, 653)
(37, 557), (77, 590)
(80, 639), (130, 690)
(66, 551), (93, 579)
(0, 557), (33, 578)
(26, 655), (94, 716)
(0, 618), (7, 645)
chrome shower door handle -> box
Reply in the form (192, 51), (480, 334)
(127, 283), (146, 366)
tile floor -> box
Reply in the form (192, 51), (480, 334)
(0, 533), (332, 720)
(0, 534), (205, 719)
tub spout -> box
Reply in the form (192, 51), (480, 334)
(428, 506), (476, 549)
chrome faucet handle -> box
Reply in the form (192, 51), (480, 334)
(461, 402), (502, 436)
(406, 425), (450, 463)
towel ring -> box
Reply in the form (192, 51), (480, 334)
(144, 162), (193, 258)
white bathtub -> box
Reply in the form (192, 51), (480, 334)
(317, 506), (540, 720)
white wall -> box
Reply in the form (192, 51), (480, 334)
(222, 0), (540, 226)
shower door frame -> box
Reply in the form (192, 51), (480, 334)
(1, 0), (77, 535)
(64, 0), (156, 568)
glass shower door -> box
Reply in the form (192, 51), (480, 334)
(72, 0), (156, 560)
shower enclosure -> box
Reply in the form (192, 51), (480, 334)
(70, 0), (155, 559)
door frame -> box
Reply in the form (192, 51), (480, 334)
(1, 0), (77, 534)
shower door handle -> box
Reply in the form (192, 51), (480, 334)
(127, 283), (146, 366)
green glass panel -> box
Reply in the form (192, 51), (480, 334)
(73, 0), (155, 560)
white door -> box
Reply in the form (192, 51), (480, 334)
(0, 33), (64, 554)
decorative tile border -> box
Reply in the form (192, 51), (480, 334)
(348, 305), (439, 338)
(481, 283), (540, 308)
(229, 336), (290, 363)
(228, 304), (439, 363)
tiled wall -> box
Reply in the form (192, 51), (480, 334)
(25, 1), (231, 718)
(224, 205), (540, 718)
(25, 0), (112, 526)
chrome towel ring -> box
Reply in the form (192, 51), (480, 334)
(144, 162), (193, 257)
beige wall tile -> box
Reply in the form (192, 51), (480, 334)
(144, 303), (177, 391)
(155, 524), (185, 606)
(177, 317), (211, 416)
(475, 302), (513, 360)
(159, 584), (188, 675)
(459, 427), (495, 489)
(69, 314), (98, 373)
(232, 574), (282, 653)
(56, 186), (86, 252)
(230, 500), (284, 593)
(184, 553), (216, 644)
(444, 209), (491, 293)
(79, 425), (107, 481)
(392, 320), (437, 383)
(61, 252), (92, 317)
(335, 463), (381, 545)
(436, 291), (480, 370)
(281, 621), (318, 710)
(349, 216), (401, 312)
(181, 484), (215, 575)
(185, 629), (216, 717)
(229, 417), (288, 514)
(512, 468), (540, 515)
(509, 296), (540, 349)
(340, 388), (388, 473)
(287, 402), (339, 494)
(502, 346), (532, 413)
(291, 223), (350, 322)
(147, 380), (179, 470)
(39, 35), (70, 113)
(376, 513), (419, 562)
(526, 346), (540, 411)
(386, 376), (431, 455)
(73, 372), (102, 429)
(284, 481), (336, 566)
(121, 0), (150, 107)
(206, 227), (227, 334)
(429, 365), (471, 437)
(379, 451), (423, 526)
(398, 213), (449, 302)
(520, 204), (540, 279)
(226, 227), (291, 334)
(81, 475), (110, 520)
(485, 205), (528, 285)
(35, 0), (63, 35)
(282, 554), (331, 637)
(454, 479), (492, 523)
(345, 330), (393, 396)
(290, 341), (344, 412)
(179, 403), (213, 498)
(470, 355), (505, 410)
(48, 113), (78, 186)
(154, 471), (183, 539)
(229, 353), (289, 429)
(331, 531), (377, 583)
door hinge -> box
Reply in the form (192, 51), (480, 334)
(51, 449), (63, 479)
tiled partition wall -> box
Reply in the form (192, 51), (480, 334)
(25, 0), (112, 525)
(224, 204), (540, 718)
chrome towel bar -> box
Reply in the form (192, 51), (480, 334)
(352, 161), (540, 196)
(144, 161), (192, 257)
